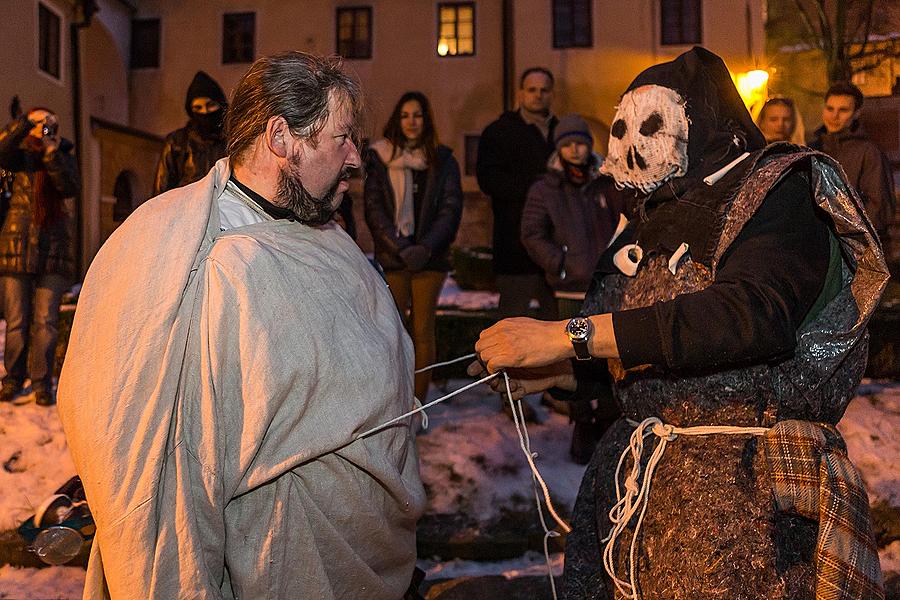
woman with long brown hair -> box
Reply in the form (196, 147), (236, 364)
(364, 91), (463, 401)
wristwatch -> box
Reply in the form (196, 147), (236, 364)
(565, 317), (593, 361)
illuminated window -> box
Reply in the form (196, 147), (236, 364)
(553, 0), (592, 49)
(222, 12), (255, 64)
(336, 7), (372, 59)
(660, 0), (702, 46)
(38, 3), (61, 79)
(437, 2), (475, 57)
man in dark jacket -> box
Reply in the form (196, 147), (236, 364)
(154, 71), (228, 195)
(477, 68), (558, 318)
(809, 81), (894, 236)
(0, 107), (79, 406)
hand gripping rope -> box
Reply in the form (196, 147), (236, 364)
(355, 353), (571, 600)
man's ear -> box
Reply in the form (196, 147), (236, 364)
(265, 116), (291, 159)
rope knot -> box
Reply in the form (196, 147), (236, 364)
(624, 475), (640, 494)
(651, 421), (676, 441)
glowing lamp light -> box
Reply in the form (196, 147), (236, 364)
(437, 41), (449, 56)
(734, 69), (769, 114)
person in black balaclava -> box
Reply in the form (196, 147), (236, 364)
(470, 47), (887, 599)
(154, 71), (228, 195)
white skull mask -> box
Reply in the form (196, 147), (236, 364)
(601, 85), (689, 194)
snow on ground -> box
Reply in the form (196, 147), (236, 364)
(0, 369), (897, 596)
(437, 277), (499, 312)
(0, 395), (74, 531)
(417, 379), (586, 519)
(0, 565), (84, 599)
(419, 551), (564, 580)
(838, 381), (900, 507)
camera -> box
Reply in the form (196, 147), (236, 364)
(41, 122), (58, 138)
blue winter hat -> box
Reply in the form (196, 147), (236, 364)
(554, 114), (593, 148)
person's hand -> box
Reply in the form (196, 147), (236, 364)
(399, 244), (430, 271)
(466, 359), (576, 401)
(474, 317), (573, 373)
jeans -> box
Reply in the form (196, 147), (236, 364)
(1, 273), (68, 393)
(384, 270), (446, 401)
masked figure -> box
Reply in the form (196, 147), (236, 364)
(472, 47), (887, 600)
(550, 45), (889, 600)
(154, 71), (228, 195)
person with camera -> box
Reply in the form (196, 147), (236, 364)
(0, 107), (79, 406)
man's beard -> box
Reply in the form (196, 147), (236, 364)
(275, 154), (350, 226)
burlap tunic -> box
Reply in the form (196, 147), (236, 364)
(563, 147), (888, 600)
(59, 160), (426, 599)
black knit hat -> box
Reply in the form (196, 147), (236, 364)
(554, 114), (594, 149)
(184, 71), (227, 117)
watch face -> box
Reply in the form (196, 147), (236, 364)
(566, 317), (590, 340)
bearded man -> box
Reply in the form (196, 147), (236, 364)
(59, 52), (426, 599)
(471, 47), (886, 599)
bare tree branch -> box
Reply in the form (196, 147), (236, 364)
(792, 0), (826, 50)
(849, 0), (877, 59)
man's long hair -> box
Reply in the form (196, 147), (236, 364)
(382, 91), (439, 165)
(226, 51), (362, 164)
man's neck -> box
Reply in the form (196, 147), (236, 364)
(519, 107), (551, 125)
(232, 160), (279, 204)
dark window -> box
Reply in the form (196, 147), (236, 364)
(437, 2), (475, 57)
(336, 7), (372, 59)
(553, 0), (592, 48)
(464, 134), (480, 176)
(660, 0), (702, 45)
(130, 19), (161, 69)
(222, 12), (255, 64)
(38, 3), (61, 79)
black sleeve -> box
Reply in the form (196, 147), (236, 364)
(420, 155), (463, 254)
(612, 170), (831, 371)
(154, 134), (182, 196)
(44, 146), (80, 197)
(476, 121), (530, 202)
(362, 149), (405, 258)
(0, 117), (31, 172)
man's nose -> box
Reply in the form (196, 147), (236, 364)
(346, 140), (362, 169)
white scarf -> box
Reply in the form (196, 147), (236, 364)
(371, 139), (428, 237)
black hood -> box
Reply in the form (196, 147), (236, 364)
(627, 47), (766, 184)
(184, 71), (227, 117)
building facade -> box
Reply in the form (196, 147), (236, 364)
(3, 0), (766, 272)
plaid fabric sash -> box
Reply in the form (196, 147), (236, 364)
(764, 420), (884, 600)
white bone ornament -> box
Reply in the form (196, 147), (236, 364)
(601, 85), (689, 194)
(614, 244), (643, 277)
(668, 242), (689, 274)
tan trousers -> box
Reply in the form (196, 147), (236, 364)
(384, 270), (446, 401)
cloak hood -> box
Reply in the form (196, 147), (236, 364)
(603, 47), (765, 195)
(184, 70), (227, 117)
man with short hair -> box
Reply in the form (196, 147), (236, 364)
(477, 67), (559, 319)
(154, 71), (228, 195)
(58, 52), (426, 599)
(809, 81), (894, 235)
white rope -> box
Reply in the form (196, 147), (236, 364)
(503, 372), (571, 600)
(602, 417), (769, 599)
(355, 371), (500, 439)
(414, 353), (476, 374)
(358, 354), (571, 600)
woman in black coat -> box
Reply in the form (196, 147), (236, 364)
(364, 92), (463, 400)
